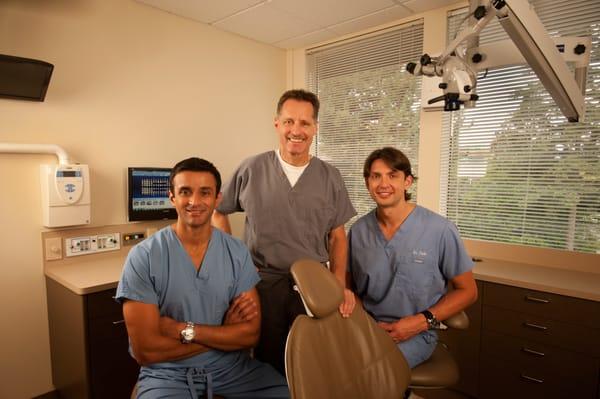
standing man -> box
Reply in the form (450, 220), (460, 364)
(212, 89), (356, 375)
(349, 147), (477, 368)
(116, 157), (289, 398)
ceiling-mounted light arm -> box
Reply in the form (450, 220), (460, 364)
(406, 0), (591, 122)
(438, 4), (496, 64)
(491, 0), (586, 122)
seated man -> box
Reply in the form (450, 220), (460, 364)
(348, 147), (478, 368)
(115, 157), (289, 399)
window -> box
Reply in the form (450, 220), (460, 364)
(440, 0), (600, 253)
(307, 21), (424, 225)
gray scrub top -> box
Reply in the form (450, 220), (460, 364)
(115, 226), (259, 370)
(217, 151), (356, 273)
(349, 206), (473, 322)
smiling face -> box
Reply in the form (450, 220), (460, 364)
(274, 99), (318, 166)
(366, 159), (413, 209)
(169, 170), (220, 229)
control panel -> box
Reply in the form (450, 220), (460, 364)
(65, 233), (120, 257)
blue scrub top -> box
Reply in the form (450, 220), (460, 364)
(116, 226), (259, 370)
(349, 206), (473, 323)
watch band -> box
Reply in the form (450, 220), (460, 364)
(420, 310), (440, 330)
(180, 321), (195, 344)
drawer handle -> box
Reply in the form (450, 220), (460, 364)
(525, 295), (550, 304)
(520, 374), (544, 384)
(521, 347), (545, 357)
(523, 322), (548, 331)
(112, 319), (125, 325)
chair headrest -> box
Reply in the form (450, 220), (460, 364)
(290, 259), (344, 318)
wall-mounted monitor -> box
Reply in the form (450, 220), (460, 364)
(128, 167), (176, 221)
(0, 54), (54, 101)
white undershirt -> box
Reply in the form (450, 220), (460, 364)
(276, 149), (309, 187)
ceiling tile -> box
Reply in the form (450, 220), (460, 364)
(136, 0), (266, 24)
(401, 0), (458, 14)
(270, 0), (397, 27)
(213, 2), (322, 44)
(329, 5), (413, 37)
(272, 29), (340, 50)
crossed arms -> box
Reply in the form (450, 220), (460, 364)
(122, 288), (260, 366)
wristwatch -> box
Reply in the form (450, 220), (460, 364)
(420, 310), (441, 330)
(180, 321), (195, 344)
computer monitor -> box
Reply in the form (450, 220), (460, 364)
(0, 54), (54, 101)
(127, 167), (176, 221)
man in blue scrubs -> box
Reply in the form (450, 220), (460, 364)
(349, 147), (478, 368)
(116, 157), (289, 398)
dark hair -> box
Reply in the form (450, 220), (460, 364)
(363, 147), (417, 201)
(276, 89), (320, 120)
(169, 157), (222, 196)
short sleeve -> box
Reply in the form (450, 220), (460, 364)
(439, 222), (474, 280)
(331, 168), (357, 228)
(232, 246), (260, 297)
(217, 165), (246, 215)
(115, 246), (159, 305)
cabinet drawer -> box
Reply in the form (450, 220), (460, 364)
(86, 288), (122, 319)
(484, 282), (600, 329)
(481, 330), (598, 395)
(483, 305), (600, 356)
(87, 313), (129, 344)
(479, 355), (596, 399)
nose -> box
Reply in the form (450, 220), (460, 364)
(188, 191), (202, 205)
(379, 175), (391, 186)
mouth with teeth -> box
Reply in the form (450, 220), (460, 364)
(186, 207), (206, 216)
(287, 136), (305, 143)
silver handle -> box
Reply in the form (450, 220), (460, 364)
(525, 295), (550, 304)
(523, 322), (548, 331)
(112, 319), (125, 325)
(520, 374), (544, 384)
(521, 347), (545, 357)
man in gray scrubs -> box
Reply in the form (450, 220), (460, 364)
(212, 89), (356, 375)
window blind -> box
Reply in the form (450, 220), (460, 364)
(440, 0), (600, 253)
(307, 21), (424, 225)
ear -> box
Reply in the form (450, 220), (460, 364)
(169, 190), (175, 205)
(274, 116), (280, 129)
(404, 175), (414, 190)
(215, 191), (222, 207)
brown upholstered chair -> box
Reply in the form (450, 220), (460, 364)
(409, 310), (469, 390)
(285, 259), (411, 399)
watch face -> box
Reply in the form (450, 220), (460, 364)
(181, 324), (195, 343)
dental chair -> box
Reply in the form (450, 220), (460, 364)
(285, 259), (411, 399)
(409, 309), (470, 392)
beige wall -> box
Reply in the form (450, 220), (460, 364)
(287, 2), (600, 274)
(0, 0), (285, 397)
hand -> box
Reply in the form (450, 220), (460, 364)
(158, 316), (183, 340)
(224, 292), (258, 325)
(378, 314), (426, 343)
(338, 288), (356, 318)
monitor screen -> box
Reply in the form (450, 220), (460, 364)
(128, 167), (177, 221)
(0, 54), (54, 101)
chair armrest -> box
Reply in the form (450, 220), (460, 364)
(443, 310), (469, 330)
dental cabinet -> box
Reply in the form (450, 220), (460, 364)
(445, 260), (600, 398)
(46, 277), (138, 398)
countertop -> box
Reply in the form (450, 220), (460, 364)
(473, 258), (600, 302)
(45, 254), (600, 301)
(45, 254), (126, 295)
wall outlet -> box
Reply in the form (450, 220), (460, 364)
(65, 233), (121, 257)
(45, 237), (63, 261)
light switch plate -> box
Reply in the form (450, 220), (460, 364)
(45, 237), (63, 261)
